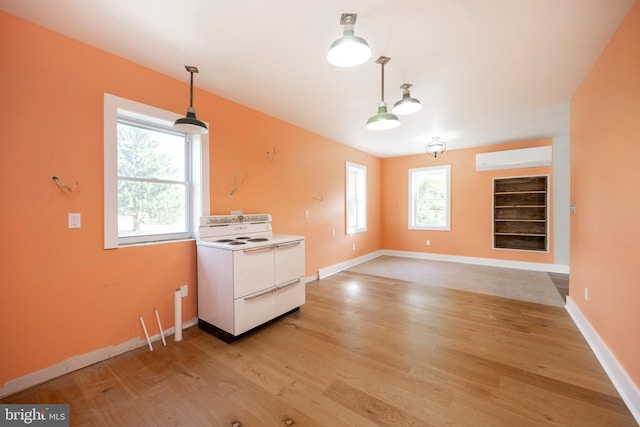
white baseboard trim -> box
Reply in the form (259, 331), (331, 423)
(381, 249), (570, 273)
(0, 317), (198, 399)
(317, 250), (385, 279)
(319, 249), (569, 276)
(566, 297), (640, 424)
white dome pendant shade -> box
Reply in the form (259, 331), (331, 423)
(392, 83), (422, 115)
(327, 13), (371, 67)
(366, 56), (401, 131)
(174, 65), (208, 134)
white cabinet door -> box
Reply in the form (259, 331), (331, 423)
(233, 246), (274, 298)
(274, 240), (305, 285)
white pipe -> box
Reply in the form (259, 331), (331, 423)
(154, 308), (166, 346)
(174, 288), (183, 342)
(139, 315), (153, 351)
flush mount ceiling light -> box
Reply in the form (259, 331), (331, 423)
(392, 83), (422, 115)
(366, 56), (401, 131)
(174, 65), (208, 134)
(327, 13), (371, 67)
(426, 137), (446, 158)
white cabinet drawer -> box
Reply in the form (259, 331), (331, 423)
(275, 278), (305, 315)
(234, 287), (276, 335)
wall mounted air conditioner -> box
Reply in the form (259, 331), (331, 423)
(476, 145), (552, 171)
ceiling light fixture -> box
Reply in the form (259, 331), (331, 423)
(327, 13), (371, 67)
(366, 56), (401, 131)
(174, 65), (208, 134)
(392, 83), (422, 115)
(426, 137), (446, 158)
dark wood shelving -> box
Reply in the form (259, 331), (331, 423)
(493, 176), (548, 251)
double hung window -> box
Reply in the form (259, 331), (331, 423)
(346, 162), (367, 234)
(104, 94), (208, 248)
(408, 165), (451, 230)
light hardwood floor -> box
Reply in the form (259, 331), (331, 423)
(2, 270), (636, 426)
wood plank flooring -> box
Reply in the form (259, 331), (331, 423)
(2, 270), (635, 426)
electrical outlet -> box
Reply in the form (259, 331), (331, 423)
(305, 209), (309, 218)
(332, 228), (336, 237)
(180, 284), (188, 298)
(584, 287), (588, 301)
(352, 243), (356, 251)
(426, 240), (431, 246)
(68, 213), (81, 229)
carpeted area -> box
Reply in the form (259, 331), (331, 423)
(346, 255), (565, 307)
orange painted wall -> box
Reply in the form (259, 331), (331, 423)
(0, 12), (380, 388)
(570, 1), (640, 386)
(381, 139), (554, 264)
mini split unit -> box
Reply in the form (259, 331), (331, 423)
(475, 146), (552, 171)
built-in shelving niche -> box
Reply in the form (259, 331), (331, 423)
(493, 175), (548, 251)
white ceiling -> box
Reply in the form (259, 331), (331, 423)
(1, 0), (634, 157)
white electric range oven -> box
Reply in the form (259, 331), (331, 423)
(196, 214), (305, 342)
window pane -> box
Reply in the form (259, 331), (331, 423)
(409, 165), (450, 230)
(346, 162), (367, 234)
(117, 180), (187, 236)
(117, 122), (185, 181)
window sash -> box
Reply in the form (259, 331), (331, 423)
(409, 165), (451, 230)
(346, 162), (367, 234)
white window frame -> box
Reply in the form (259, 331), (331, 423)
(408, 165), (451, 231)
(346, 161), (367, 234)
(104, 93), (210, 248)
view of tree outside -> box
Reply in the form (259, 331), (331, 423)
(410, 167), (449, 228)
(117, 122), (188, 236)
(415, 172), (446, 226)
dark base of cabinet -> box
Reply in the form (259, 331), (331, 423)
(494, 234), (546, 251)
(198, 307), (300, 344)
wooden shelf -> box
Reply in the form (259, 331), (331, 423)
(493, 176), (548, 251)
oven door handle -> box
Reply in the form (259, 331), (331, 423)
(276, 240), (301, 249)
(243, 245), (275, 254)
(243, 287), (277, 300)
(276, 277), (302, 290)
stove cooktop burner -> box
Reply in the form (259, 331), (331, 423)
(216, 239), (233, 243)
(227, 241), (247, 245)
(248, 238), (269, 242)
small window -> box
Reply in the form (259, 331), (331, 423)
(104, 94), (209, 248)
(346, 162), (367, 234)
(409, 165), (451, 230)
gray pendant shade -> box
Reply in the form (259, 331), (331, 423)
(392, 84), (422, 115)
(174, 65), (208, 134)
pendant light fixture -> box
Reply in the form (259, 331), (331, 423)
(327, 13), (371, 67)
(426, 137), (446, 158)
(366, 56), (401, 131)
(392, 83), (422, 115)
(174, 65), (208, 134)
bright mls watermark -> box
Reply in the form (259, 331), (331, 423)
(1, 404), (69, 426)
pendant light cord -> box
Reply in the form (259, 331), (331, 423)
(189, 71), (194, 108)
(380, 62), (385, 102)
